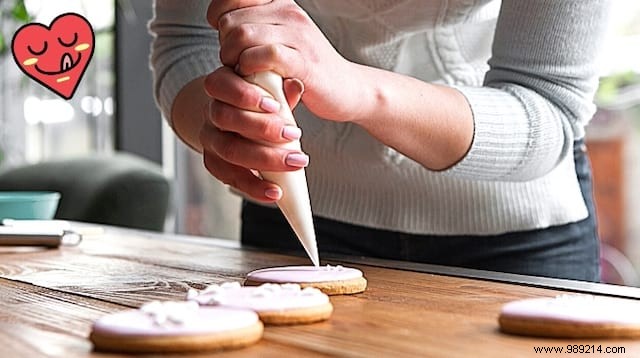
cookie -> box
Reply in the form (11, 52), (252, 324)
(244, 264), (367, 295)
(187, 282), (333, 325)
(499, 294), (640, 338)
(90, 300), (263, 353)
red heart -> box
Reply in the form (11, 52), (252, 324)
(11, 13), (94, 100)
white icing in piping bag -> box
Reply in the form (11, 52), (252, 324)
(245, 71), (319, 267)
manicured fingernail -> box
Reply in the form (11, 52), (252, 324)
(265, 187), (282, 200)
(285, 153), (309, 167)
(293, 78), (304, 95)
(260, 97), (280, 113)
(282, 126), (302, 140)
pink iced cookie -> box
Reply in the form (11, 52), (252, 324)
(188, 282), (333, 325)
(89, 300), (263, 353)
(245, 265), (367, 295)
(499, 294), (640, 338)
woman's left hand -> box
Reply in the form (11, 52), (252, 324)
(207, 0), (365, 122)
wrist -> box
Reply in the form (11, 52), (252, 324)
(298, 60), (377, 124)
(345, 64), (391, 129)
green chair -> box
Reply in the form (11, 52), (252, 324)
(0, 153), (171, 231)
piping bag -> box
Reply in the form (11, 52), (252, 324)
(245, 71), (320, 267)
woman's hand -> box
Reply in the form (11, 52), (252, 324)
(203, 0), (474, 174)
(206, 0), (363, 122)
(201, 0), (362, 202)
(200, 66), (306, 203)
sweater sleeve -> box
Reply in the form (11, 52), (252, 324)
(449, 0), (610, 181)
(148, 0), (219, 126)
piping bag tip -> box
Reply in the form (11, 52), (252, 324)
(273, 169), (320, 267)
(293, 226), (319, 267)
(296, 232), (319, 267)
(276, 182), (319, 267)
(306, 243), (320, 267)
(247, 71), (320, 268)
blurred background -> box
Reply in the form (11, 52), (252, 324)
(1, 1), (639, 285)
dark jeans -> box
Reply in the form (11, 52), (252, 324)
(241, 140), (600, 282)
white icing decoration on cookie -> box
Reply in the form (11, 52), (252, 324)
(220, 282), (242, 289)
(139, 300), (199, 327)
(501, 294), (640, 325)
(91, 303), (259, 336)
(246, 265), (363, 283)
(186, 288), (199, 301)
(188, 282), (329, 312)
(301, 287), (319, 296)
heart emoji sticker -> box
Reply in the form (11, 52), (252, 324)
(11, 13), (94, 100)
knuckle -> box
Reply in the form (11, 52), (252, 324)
(218, 47), (235, 67)
(209, 103), (228, 128)
(217, 12), (233, 32)
(204, 72), (223, 97)
(257, 116), (282, 140)
(265, 44), (285, 63)
(233, 24), (255, 45)
(199, 124), (215, 150)
(282, 4), (310, 24)
(252, 149), (273, 168)
(259, 146), (286, 169)
(237, 87), (260, 109)
(218, 136), (239, 162)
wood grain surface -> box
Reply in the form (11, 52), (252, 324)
(1, 226), (639, 357)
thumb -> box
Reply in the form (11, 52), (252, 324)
(283, 78), (304, 110)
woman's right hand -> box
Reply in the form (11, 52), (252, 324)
(200, 66), (306, 203)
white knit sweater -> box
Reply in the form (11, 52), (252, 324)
(149, 0), (611, 235)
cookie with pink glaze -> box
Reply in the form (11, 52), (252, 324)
(244, 265), (367, 295)
(188, 281), (333, 325)
(499, 294), (640, 338)
(89, 300), (263, 353)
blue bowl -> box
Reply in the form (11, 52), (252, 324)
(0, 191), (61, 220)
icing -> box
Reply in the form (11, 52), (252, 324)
(92, 301), (259, 336)
(188, 282), (329, 311)
(246, 265), (363, 283)
(501, 294), (640, 325)
(140, 300), (199, 326)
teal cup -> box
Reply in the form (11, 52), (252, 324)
(0, 191), (61, 220)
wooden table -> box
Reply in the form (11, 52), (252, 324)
(1, 225), (640, 357)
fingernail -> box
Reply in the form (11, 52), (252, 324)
(285, 153), (309, 167)
(260, 97), (280, 113)
(293, 78), (305, 95)
(265, 187), (282, 200)
(282, 126), (302, 140)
